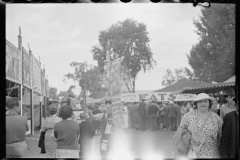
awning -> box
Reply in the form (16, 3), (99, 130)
(180, 82), (235, 93)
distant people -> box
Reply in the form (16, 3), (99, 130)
(220, 97), (239, 158)
(145, 101), (150, 130)
(179, 93), (223, 158)
(6, 97), (29, 158)
(138, 99), (147, 131)
(148, 101), (158, 131)
(79, 113), (95, 159)
(167, 101), (177, 131)
(133, 102), (141, 129)
(175, 102), (181, 130)
(54, 105), (80, 158)
(162, 102), (169, 130)
(158, 102), (164, 129)
(180, 102), (188, 120)
(92, 104), (102, 135)
(210, 97), (220, 115)
(41, 105), (61, 158)
(89, 101), (116, 159)
(220, 88), (236, 119)
(122, 101), (129, 130)
(129, 103), (135, 129)
(99, 103), (106, 113)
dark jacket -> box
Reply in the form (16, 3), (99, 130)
(168, 104), (177, 118)
(138, 102), (147, 116)
(220, 110), (239, 158)
(38, 131), (47, 153)
(100, 114), (116, 135)
(148, 104), (158, 116)
(79, 121), (95, 145)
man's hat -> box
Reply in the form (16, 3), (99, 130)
(225, 88), (235, 96)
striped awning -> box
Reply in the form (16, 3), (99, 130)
(180, 82), (235, 93)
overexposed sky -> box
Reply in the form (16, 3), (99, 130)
(6, 4), (202, 95)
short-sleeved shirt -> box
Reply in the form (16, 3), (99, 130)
(6, 111), (29, 144)
(180, 111), (223, 158)
(54, 119), (80, 150)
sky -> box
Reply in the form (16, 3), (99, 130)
(6, 4), (202, 95)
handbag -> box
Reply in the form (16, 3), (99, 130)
(190, 112), (213, 156)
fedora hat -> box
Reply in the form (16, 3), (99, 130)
(193, 93), (214, 103)
(225, 88), (235, 96)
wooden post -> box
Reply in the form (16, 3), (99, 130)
(18, 26), (23, 116)
(30, 89), (34, 135)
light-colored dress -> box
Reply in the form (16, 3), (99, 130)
(41, 114), (61, 158)
(122, 106), (129, 129)
(180, 111), (223, 158)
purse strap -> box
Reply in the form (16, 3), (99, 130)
(199, 112), (212, 132)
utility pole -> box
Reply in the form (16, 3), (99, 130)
(107, 40), (112, 98)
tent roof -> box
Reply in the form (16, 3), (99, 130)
(154, 80), (207, 92)
(223, 75), (235, 83)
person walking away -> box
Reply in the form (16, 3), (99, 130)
(179, 93), (223, 158)
(79, 113), (95, 159)
(167, 101), (177, 131)
(129, 103), (135, 129)
(138, 99), (147, 131)
(175, 102), (181, 130)
(122, 101), (129, 130)
(220, 88), (236, 119)
(220, 97), (239, 158)
(180, 102), (188, 119)
(148, 101), (158, 131)
(40, 105), (61, 158)
(145, 101), (150, 130)
(6, 97), (29, 158)
(210, 97), (220, 116)
(89, 101), (117, 159)
(54, 105), (80, 158)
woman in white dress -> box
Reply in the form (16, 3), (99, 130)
(122, 102), (129, 129)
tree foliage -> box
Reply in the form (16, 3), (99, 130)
(49, 87), (59, 100)
(91, 18), (156, 93)
(187, 4), (235, 83)
(162, 67), (196, 86)
(64, 61), (106, 100)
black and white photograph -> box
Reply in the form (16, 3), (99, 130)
(5, 2), (238, 159)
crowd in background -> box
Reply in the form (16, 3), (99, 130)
(5, 88), (238, 159)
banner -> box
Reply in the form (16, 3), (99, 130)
(6, 40), (21, 83)
(147, 92), (179, 101)
(121, 93), (139, 102)
(174, 94), (197, 102)
(22, 47), (31, 88)
(33, 56), (41, 94)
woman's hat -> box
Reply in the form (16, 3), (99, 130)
(193, 93), (214, 104)
(169, 101), (174, 104)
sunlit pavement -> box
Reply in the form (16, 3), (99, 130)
(24, 128), (176, 159)
(91, 128), (175, 159)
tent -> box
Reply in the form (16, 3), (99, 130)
(223, 75), (235, 83)
(154, 80), (207, 93)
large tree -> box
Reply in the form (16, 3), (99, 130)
(187, 4), (235, 83)
(49, 87), (59, 100)
(91, 18), (156, 93)
(162, 67), (196, 86)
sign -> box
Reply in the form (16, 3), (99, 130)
(174, 94), (197, 102)
(147, 92), (176, 101)
(41, 70), (45, 96)
(6, 40), (20, 83)
(121, 93), (139, 102)
(22, 47), (31, 88)
(33, 56), (41, 93)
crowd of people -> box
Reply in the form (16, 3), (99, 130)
(5, 88), (239, 159)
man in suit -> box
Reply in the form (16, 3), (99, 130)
(148, 101), (158, 131)
(79, 113), (95, 159)
(220, 97), (239, 158)
(167, 101), (177, 131)
(138, 99), (147, 131)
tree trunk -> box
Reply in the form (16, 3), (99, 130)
(132, 77), (135, 93)
(126, 83), (131, 93)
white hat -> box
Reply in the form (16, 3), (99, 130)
(193, 93), (214, 103)
(169, 101), (174, 104)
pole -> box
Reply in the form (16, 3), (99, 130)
(30, 89), (34, 135)
(18, 26), (23, 116)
